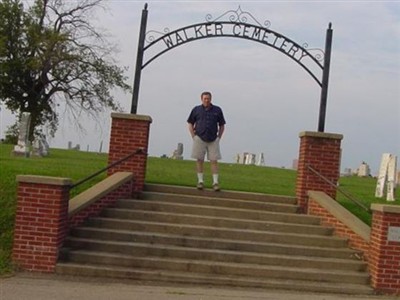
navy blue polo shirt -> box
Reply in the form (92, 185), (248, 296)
(187, 104), (226, 142)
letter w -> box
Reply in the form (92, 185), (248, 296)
(162, 35), (174, 48)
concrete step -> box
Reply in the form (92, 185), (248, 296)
(138, 192), (299, 213)
(86, 217), (348, 248)
(69, 227), (360, 259)
(58, 184), (372, 294)
(59, 250), (370, 285)
(100, 208), (333, 235)
(56, 262), (374, 295)
(144, 184), (297, 205)
(104, 200), (321, 225)
(63, 237), (366, 271)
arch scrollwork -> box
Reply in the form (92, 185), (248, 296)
(205, 6), (271, 29)
(141, 7), (325, 87)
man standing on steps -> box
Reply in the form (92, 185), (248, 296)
(187, 91), (226, 191)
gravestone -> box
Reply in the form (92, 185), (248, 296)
(99, 141), (103, 153)
(68, 142), (80, 151)
(31, 136), (49, 157)
(31, 138), (43, 156)
(357, 161), (370, 177)
(238, 153), (246, 164)
(375, 153), (397, 201)
(41, 137), (49, 155)
(171, 143), (183, 160)
(256, 153), (265, 166)
(386, 155), (397, 201)
(237, 152), (257, 165)
(13, 112), (31, 157)
(245, 153), (256, 165)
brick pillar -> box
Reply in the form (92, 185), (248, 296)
(13, 175), (71, 272)
(108, 113), (152, 194)
(369, 204), (400, 295)
(296, 131), (343, 212)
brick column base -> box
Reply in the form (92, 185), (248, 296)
(107, 113), (152, 195)
(369, 204), (400, 295)
(295, 131), (343, 213)
(13, 175), (71, 272)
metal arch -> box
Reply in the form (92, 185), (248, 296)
(142, 21), (324, 87)
(131, 4), (333, 133)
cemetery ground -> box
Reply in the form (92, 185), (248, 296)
(0, 143), (397, 275)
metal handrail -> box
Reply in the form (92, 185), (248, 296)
(70, 148), (146, 190)
(307, 165), (371, 213)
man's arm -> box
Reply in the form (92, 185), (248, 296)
(218, 124), (225, 139)
(188, 123), (195, 138)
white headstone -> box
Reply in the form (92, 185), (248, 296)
(375, 154), (390, 198)
(41, 137), (49, 155)
(357, 162), (370, 177)
(256, 153), (265, 166)
(386, 155), (397, 201)
(171, 143), (183, 160)
(375, 153), (397, 201)
(31, 138), (42, 156)
(245, 153), (256, 165)
(235, 154), (240, 163)
(31, 136), (49, 157)
(13, 112), (31, 156)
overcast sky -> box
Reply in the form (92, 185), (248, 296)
(1, 1), (399, 174)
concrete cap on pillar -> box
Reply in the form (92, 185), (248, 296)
(111, 112), (152, 123)
(299, 131), (343, 140)
(16, 175), (72, 186)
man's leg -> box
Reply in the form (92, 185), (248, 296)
(210, 160), (220, 191)
(208, 138), (222, 191)
(196, 159), (205, 189)
(191, 136), (206, 189)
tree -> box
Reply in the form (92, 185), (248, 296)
(0, 0), (131, 141)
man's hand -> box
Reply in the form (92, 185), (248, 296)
(188, 123), (195, 138)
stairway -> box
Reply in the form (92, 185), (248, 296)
(56, 184), (373, 295)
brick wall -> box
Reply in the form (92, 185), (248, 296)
(296, 131), (343, 212)
(12, 113), (152, 273)
(69, 179), (133, 228)
(369, 204), (400, 295)
(107, 113), (152, 195)
(13, 176), (71, 272)
(308, 193), (370, 260)
(307, 192), (400, 295)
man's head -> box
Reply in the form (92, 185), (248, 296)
(201, 91), (212, 107)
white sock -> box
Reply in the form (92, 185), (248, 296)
(197, 173), (204, 183)
(213, 174), (219, 185)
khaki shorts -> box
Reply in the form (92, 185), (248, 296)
(191, 136), (222, 161)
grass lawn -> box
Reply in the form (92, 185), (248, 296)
(0, 144), (108, 274)
(0, 143), (398, 274)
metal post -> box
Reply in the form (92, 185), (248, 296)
(131, 3), (148, 114)
(318, 23), (333, 132)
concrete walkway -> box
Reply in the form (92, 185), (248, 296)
(1, 273), (399, 300)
